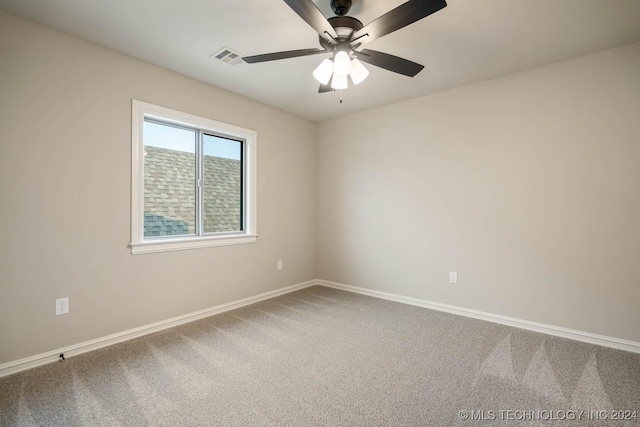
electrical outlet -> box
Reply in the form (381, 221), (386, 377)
(55, 297), (69, 315)
(449, 272), (458, 284)
(277, 260), (283, 271)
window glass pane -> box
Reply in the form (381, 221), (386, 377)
(143, 120), (196, 238)
(203, 134), (242, 233)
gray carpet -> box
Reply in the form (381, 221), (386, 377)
(1, 286), (639, 426)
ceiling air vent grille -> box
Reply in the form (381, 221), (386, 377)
(210, 46), (244, 66)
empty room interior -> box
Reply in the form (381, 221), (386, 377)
(1, 0), (640, 425)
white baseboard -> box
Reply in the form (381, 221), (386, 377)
(3, 278), (638, 378)
(0, 280), (316, 378)
(316, 279), (640, 354)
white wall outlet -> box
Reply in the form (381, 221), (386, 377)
(55, 297), (69, 315)
(449, 272), (458, 284)
(277, 260), (283, 271)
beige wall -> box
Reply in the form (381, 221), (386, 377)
(318, 42), (640, 342)
(2, 9), (639, 367)
(0, 11), (317, 365)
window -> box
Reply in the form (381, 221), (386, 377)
(130, 100), (257, 254)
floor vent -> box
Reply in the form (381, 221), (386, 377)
(210, 46), (244, 66)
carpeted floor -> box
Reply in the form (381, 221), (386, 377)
(1, 286), (639, 426)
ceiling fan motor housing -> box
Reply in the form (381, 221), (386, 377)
(330, 0), (352, 16)
(319, 16), (364, 50)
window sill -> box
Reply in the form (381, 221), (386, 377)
(129, 234), (258, 255)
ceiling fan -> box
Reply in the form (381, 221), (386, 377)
(242, 0), (447, 94)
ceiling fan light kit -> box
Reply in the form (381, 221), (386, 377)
(331, 74), (348, 90)
(349, 58), (369, 84)
(312, 45), (370, 90)
(313, 58), (334, 85)
(333, 50), (352, 76)
(243, 0), (447, 100)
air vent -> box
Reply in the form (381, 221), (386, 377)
(210, 46), (244, 66)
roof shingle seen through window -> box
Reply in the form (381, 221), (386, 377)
(143, 146), (241, 237)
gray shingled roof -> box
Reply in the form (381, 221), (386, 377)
(143, 146), (241, 237)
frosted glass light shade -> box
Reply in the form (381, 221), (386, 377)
(349, 58), (369, 84)
(333, 51), (352, 76)
(331, 74), (348, 90)
(313, 59), (334, 85)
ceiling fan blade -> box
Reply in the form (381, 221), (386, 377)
(353, 0), (446, 44)
(284, 0), (338, 40)
(355, 49), (424, 77)
(318, 82), (333, 93)
(243, 48), (327, 64)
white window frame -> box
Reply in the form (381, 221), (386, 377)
(130, 100), (257, 254)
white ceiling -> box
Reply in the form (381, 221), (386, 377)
(2, 0), (640, 122)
